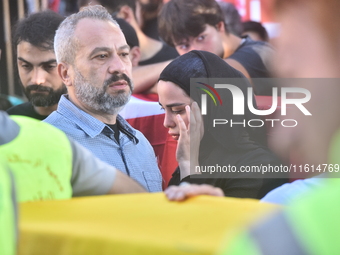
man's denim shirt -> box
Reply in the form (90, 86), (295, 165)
(44, 95), (163, 192)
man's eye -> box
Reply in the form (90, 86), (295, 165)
(44, 65), (56, 71)
(120, 52), (129, 57)
(179, 44), (188, 50)
(197, 35), (205, 41)
(21, 64), (31, 69)
(97, 54), (108, 59)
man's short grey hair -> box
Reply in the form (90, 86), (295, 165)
(54, 5), (120, 64)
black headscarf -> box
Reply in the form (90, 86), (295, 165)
(159, 50), (267, 153)
(159, 51), (287, 198)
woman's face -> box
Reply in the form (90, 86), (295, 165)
(158, 80), (192, 140)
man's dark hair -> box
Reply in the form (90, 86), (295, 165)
(99, 0), (136, 15)
(115, 18), (139, 48)
(13, 10), (64, 51)
(158, 0), (225, 47)
(77, 0), (91, 8)
(217, 1), (243, 36)
(243, 21), (269, 42)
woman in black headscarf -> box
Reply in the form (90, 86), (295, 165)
(158, 50), (287, 199)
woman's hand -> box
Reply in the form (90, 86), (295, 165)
(165, 183), (224, 201)
(176, 102), (204, 179)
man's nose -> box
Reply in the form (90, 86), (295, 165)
(191, 42), (203, 51)
(31, 68), (46, 85)
(108, 54), (127, 74)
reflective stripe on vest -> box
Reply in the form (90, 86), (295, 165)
(0, 165), (16, 255)
(0, 116), (72, 202)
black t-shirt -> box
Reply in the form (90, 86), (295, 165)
(142, 17), (160, 41)
(6, 102), (48, 120)
(228, 37), (275, 95)
(139, 43), (179, 66)
(106, 123), (120, 144)
(169, 146), (289, 199)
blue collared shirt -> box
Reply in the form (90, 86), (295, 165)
(44, 95), (162, 192)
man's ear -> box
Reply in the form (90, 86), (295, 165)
(58, 62), (72, 87)
(117, 5), (135, 23)
(216, 21), (227, 33)
(130, 46), (141, 67)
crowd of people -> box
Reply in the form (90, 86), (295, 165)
(1, 0), (340, 254)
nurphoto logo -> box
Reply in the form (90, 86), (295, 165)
(194, 79), (312, 128)
(199, 84), (311, 116)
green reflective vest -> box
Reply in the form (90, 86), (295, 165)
(0, 116), (73, 202)
(0, 165), (16, 255)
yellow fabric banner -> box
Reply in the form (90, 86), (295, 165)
(19, 193), (279, 255)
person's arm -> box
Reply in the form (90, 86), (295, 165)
(107, 170), (146, 194)
(70, 139), (146, 196)
(224, 58), (251, 79)
(165, 183), (224, 201)
(132, 60), (172, 94)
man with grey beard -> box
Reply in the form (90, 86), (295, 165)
(44, 5), (162, 192)
(7, 11), (67, 120)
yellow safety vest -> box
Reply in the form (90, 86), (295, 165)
(0, 116), (73, 202)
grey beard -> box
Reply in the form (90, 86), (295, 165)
(73, 70), (132, 115)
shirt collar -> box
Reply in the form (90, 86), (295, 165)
(57, 95), (137, 141)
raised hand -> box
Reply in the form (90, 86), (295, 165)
(176, 102), (204, 179)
